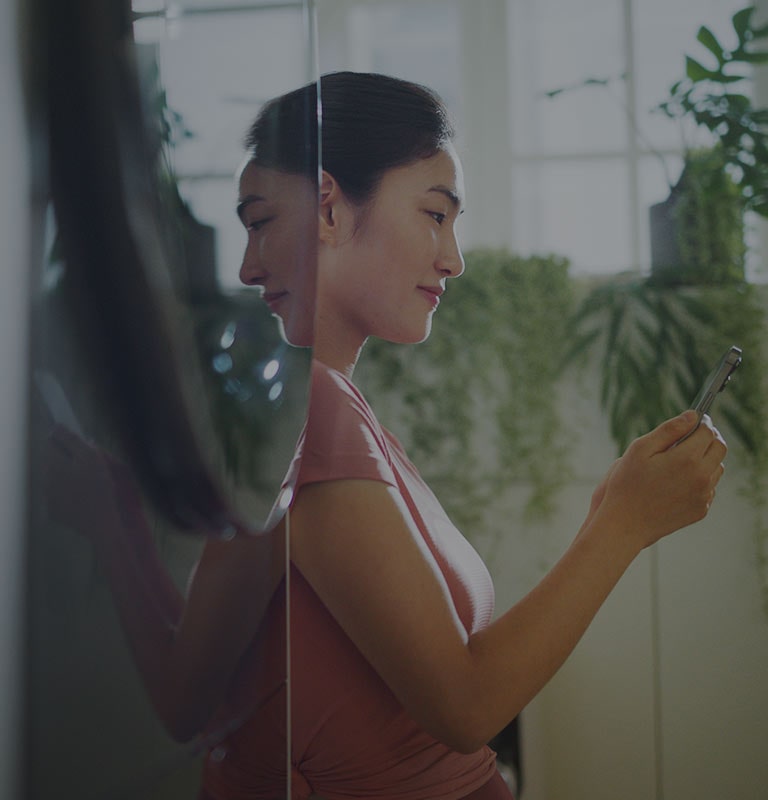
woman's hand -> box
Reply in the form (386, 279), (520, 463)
(589, 410), (727, 551)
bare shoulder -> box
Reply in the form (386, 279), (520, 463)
(290, 479), (436, 582)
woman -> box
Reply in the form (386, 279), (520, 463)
(47, 72), (726, 799)
(204, 72), (726, 798)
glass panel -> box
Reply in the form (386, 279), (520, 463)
(23, 0), (316, 796)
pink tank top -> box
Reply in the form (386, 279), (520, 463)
(202, 361), (506, 800)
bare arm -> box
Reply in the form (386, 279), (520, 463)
(289, 411), (726, 753)
(45, 426), (285, 742)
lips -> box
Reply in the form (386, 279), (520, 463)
(417, 285), (444, 309)
(263, 290), (288, 313)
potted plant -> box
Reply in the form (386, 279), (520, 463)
(648, 145), (746, 286)
(649, 5), (768, 284)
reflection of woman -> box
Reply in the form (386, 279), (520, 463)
(205, 72), (727, 799)
(47, 72), (727, 800)
(236, 158), (318, 348)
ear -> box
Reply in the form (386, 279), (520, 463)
(318, 170), (353, 246)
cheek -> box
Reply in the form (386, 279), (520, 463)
(373, 216), (428, 266)
(391, 225), (436, 279)
(263, 227), (297, 272)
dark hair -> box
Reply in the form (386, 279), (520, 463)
(244, 71), (455, 205)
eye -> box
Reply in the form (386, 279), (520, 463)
(245, 216), (273, 233)
(426, 210), (446, 226)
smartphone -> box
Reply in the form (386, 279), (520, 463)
(678, 345), (742, 442)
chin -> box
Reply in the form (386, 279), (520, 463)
(279, 318), (315, 349)
(414, 318), (434, 344)
(387, 325), (433, 346)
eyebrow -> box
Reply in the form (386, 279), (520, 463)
(428, 185), (464, 213)
(236, 194), (267, 221)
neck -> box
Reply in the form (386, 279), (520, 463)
(312, 259), (369, 379)
(312, 328), (367, 380)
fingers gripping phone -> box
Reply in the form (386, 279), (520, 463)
(678, 345), (742, 443)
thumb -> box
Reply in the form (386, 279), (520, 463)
(643, 410), (699, 453)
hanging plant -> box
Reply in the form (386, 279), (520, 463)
(356, 248), (575, 538)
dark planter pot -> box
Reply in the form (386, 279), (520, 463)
(648, 189), (746, 287)
(649, 188), (685, 285)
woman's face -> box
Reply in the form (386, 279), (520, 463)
(237, 162), (318, 347)
(318, 145), (465, 350)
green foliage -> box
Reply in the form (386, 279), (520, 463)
(565, 278), (768, 458)
(356, 249), (574, 536)
(657, 5), (768, 216)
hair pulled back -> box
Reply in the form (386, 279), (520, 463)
(244, 71), (455, 205)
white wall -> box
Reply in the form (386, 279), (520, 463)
(0, 0), (29, 796)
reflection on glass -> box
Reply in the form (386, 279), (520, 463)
(24, 0), (316, 797)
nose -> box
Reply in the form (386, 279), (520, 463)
(436, 229), (465, 278)
(239, 236), (266, 287)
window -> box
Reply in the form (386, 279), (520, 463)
(508, 0), (750, 275)
(317, 0), (759, 277)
